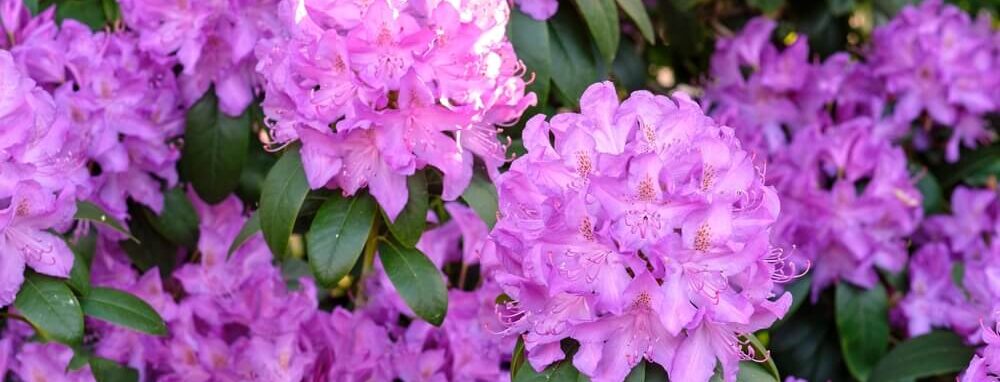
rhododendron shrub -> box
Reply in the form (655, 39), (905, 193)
(2, 0), (999, 381)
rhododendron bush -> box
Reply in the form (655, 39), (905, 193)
(0, 0), (997, 381)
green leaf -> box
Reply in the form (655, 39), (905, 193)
(68, 348), (90, 371)
(775, 273), (811, 327)
(771, 301), (849, 381)
(938, 145), (1000, 188)
(80, 287), (167, 336)
(615, 0), (655, 43)
(737, 362), (778, 382)
(510, 337), (527, 381)
(144, 187), (200, 248)
(45, 0), (107, 30)
(744, 334), (780, 380)
(461, 172), (498, 229)
(100, 0), (119, 23)
(67, 238), (92, 296)
(227, 211), (261, 257)
(24, 0), (40, 14)
(951, 262), (965, 288)
(180, 89), (251, 204)
(835, 282), (889, 382)
(75, 201), (135, 242)
(378, 238), (448, 326)
(625, 361), (646, 382)
(867, 331), (975, 382)
(513, 358), (583, 382)
(14, 272), (84, 345)
(573, 0), (620, 63)
(747, 0), (785, 12)
(306, 193), (377, 287)
(509, 9), (552, 105)
(384, 172), (428, 247)
(89, 357), (139, 382)
(913, 166), (944, 214)
(827, 0), (856, 15)
(260, 147), (310, 258)
(119, 205), (177, 277)
(548, 7), (599, 108)
(281, 258), (312, 291)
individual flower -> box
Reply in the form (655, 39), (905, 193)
(484, 82), (794, 382)
(12, 342), (95, 382)
(868, 0), (999, 161)
(768, 118), (922, 297)
(117, 0), (279, 115)
(255, 0), (535, 219)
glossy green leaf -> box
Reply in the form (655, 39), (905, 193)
(14, 272), (84, 345)
(180, 89), (251, 204)
(775, 273), (811, 327)
(260, 148), (310, 258)
(771, 301), (849, 381)
(378, 238), (448, 326)
(43, 0), (106, 30)
(145, 187), (200, 248)
(67, 238), (92, 296)
(227, 211), (261, 257)
(90, 357), (139, 382)
(616, 0), (655, 43)
(75, 201), (135, 242)
(835, 282), (889, 382)
(509, 8), (552, 105)
(867, 331), (975, 382)
(119, 206), (177, 277)
(513, 357), (583, 382)
(510, 337), (527, 381)
(385, 172), (428, 247)
(913, 166), (944, 214)
(81, 287), (167, 336)
(548, 7), (599, 108)
(68, 348), (90, 371)
(461, 172), (498, 229)
(307, 193), (377, 287)
(574, 0), (620, 63)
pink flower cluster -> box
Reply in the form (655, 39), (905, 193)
(0, 0), (186, 307)
(255, 0), (535, 219)
(118, 0), (280, 115)
(868, 0), (999, 161)
(705, 16), (925, 297)
(484, 82), (794, 382)
(899, 187), (1000, 341)
(767, 118), (923, 297)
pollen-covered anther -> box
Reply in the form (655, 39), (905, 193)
(694, 223), (712, 252)
(636, 176), (657, 202)
(576, 151), (593, 178)
(701, 165), (716, 191)
(579, 217), (595, 241)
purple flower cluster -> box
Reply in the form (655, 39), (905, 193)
(118, 0), (279, 115)
(768, 119), (923, 297)
(868, 0), (999, 161)
(0, 0), (187, 307)
(899, 187), (999, 341)
(484, 82), (794, 382)
(705, 15), (927, 297)
(255, 0), (535, 219)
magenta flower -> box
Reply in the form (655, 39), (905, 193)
(961, 318), (1000, 382)
(255, 0), (535, 219)
(515, 0), (558, 20)
(118, 0), (279, 115)
(768, 119), (922, 297)
(485, 82), (794, 382)
(868, 0), (999, 161)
